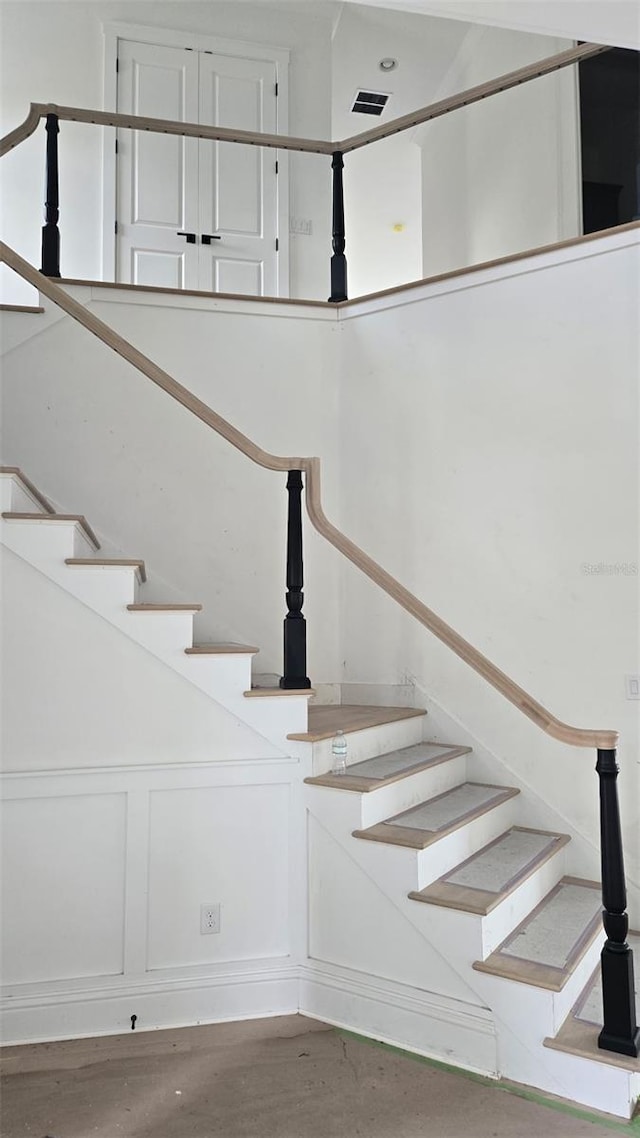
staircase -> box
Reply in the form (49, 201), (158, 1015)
(1, 465), (638, 1120)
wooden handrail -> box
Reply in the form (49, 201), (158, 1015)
(0, 241), (618, 750)
(0, 43), (609, 160)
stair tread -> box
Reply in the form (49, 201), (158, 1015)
(244, 687), (315, 698)
(0, 467), (55, 514)
(305, 741), (470, 792)
(127, 603), (202, 612)
(473, 876), (602, 990)
(544, 931), (640, 1071)
(409, 826), (570, 915)
(65, 557), (147, 583)
(353, 781), (519, 850)
(2, 511), (99, 549)
(288, 704), (426, 742)
(186, 643), (259, 655)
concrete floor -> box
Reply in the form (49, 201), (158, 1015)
(0, 1015), (626, 1138)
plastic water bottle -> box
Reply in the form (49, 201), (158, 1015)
(331, 729), (347, 775)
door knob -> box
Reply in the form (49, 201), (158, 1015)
(177, 231), (196, 244)
(201, 234), (222, 245)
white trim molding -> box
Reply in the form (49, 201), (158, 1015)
(299, 960), (498, 1077)
(1, 958), (298, 1045)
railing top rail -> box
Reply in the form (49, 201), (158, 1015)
(0, 42), (609, 160)
(340, 42), (609, 152)
(0, 240), (619, 752)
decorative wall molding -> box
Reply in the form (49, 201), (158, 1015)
(2, 958), (298, 1045)
(299, 960), (498, 1077)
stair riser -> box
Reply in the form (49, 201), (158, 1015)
(346, 827), (424, 894)
(1, 519), (83, 566)
(123, 613), (197, 656)
(360, 754), (469, 828)
(481, 845), (569, 957)
(536, 1048), (639, 1120)
(310, 716), (424, 774)
(471, 925), (605, 1046)
(306, 757), (470, 832)
(181, 654), (254, 696)
(61, 566), (138, 609)
(409, 849), (570, 969)
(414, 795), (520, 889)
(243, 696), (310, 741)
(305, 786), (370, 838)
(0, 476), (47, 516)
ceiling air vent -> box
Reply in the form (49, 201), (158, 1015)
(351, 90), (390, 116)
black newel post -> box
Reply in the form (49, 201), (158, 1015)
(329, 150), (347, 302)
(280, 470), (311, 691)
(596, 748), (640, 1057)
(41, 114), (61, 277)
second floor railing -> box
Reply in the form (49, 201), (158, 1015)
(0, 42), (612, 303)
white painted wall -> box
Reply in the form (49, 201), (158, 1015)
(338, 229), (640, 916)
(331, 4), (469, 296)
(418, 23), (581, 277)
(0, 547), (303, 1038)
(0, 287), (342, 684)
(0, 1), (334, 304)
(1, 227), (637, 1046)
(341, 0), (640, 52)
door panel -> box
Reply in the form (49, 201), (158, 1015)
(132, 250), (187, 289)
(116, 41), (199, 287)
(198, 54), (278, 294)
(212, 257), (264, 297)
(116, 40), (280, 296)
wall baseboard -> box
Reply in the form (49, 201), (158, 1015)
(4, 956), (497, 1076)
(1, 959), (298, 1045)
(299, 960), (498, 1077)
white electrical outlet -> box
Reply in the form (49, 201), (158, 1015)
(200, 902), (221, 935)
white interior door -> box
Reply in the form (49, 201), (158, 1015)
(116, 41), (200, 289)
(197, 54), (278, 296)
(116, 39), (279, 296)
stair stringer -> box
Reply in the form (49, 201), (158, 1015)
(303, 782), (637, 1117)
(303, 810), (498, 1077)
(1, 544), (299, 768)
(0, 515), (310, 758)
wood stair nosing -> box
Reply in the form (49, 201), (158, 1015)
(352, 783), (520, 850)
(244, 687), (315, 698)
(65, 557), (147, 583)
(127, 603), (202, 612)
(186, 644), (259, 656)
(1, 511), (99, 549)
(407, 827), (571, 916)
(0, 467), (55, 514)
(288, 704), (426, 743)
(471, 875), (603, 992)
(0, 304), (45, 314)
(304, 743), (471, 794)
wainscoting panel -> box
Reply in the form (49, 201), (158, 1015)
(1, 759), (302, 1042)
(147, 783), (291, 970)
(1, 792), (127, 985)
